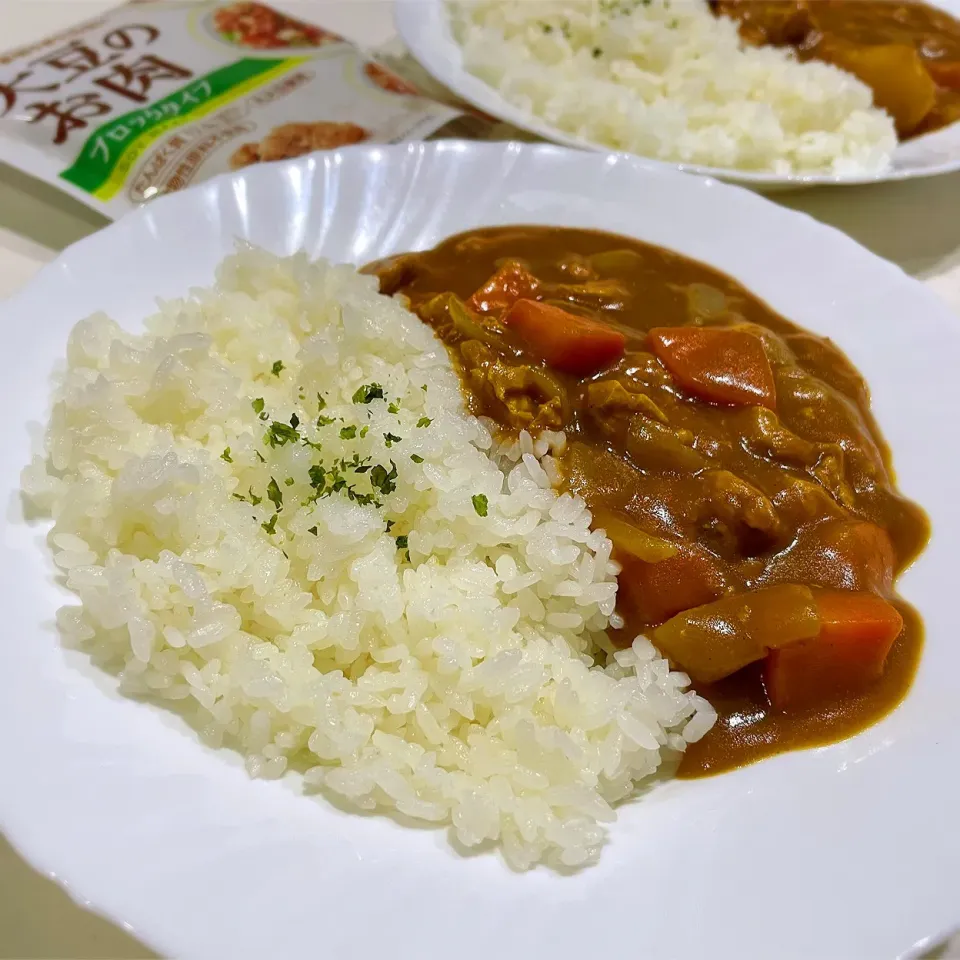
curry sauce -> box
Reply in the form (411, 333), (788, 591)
(365, 226), (929, 777)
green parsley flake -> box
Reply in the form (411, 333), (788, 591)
(271, 360), (284, 376)
(261, 514), (278, 535)
(395, 535), (409, 550)
(352, 383), (384, 404)
(252, 398), (265, 415)
(410, 454), (424, 464)
(340, 425), (357, 440)
(284, 477), (295, 486)
(472, 493), (489, 517)
(220, 447), (233, 463)
(290, 413), (299, 430)
(308, 464), (326, 491)
(302, 454), (383, 508)
(384, 432), (402, 447)
(267, 478), (283, 511)
(308, 526), (318, 536)
(317, 415), (335, 427)
(234, 488), (262, 506)
(255, 450), (266, 463)
(370, 461), (398, 496)
(265, 421), (300, 447)
(387, 402), (400, 415)
(359, 425), (369, 438)
(417, 417), (432, 428)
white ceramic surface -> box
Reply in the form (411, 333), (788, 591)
(0, 141), (957, 960)
(395, 0), (960, 188)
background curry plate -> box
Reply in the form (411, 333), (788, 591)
(396, 0), (960, 189)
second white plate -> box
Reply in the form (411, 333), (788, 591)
(395, 0), (960, 189)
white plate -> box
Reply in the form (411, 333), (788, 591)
(1, 142), (958, 959)
(395, 0), (960, 188)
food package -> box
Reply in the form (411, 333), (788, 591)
(0, 1), (490, 217)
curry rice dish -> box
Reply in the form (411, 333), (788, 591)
(26, 225), (927, 869)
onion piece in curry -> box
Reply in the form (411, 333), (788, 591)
(363, 226), (929, 777)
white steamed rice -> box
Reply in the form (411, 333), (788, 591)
(449, 0), (898, 175)
(22, 246), (714, 869)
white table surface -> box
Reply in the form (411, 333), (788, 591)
(1, 2), (958, 957)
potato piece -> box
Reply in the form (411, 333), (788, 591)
(817, 41), (936, 136)
(652, 584), (820, 684)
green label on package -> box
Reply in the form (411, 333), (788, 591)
(0, 1), (469, 218)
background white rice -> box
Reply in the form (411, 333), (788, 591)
(22, 246), (714, 869)
(449, 0), (897, 175)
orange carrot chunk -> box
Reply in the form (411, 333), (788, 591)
(504, 299), (626, 376)
(617, 547), (725, 627)
(926, 59), (960, 91)
(468, 261), (540, 314)
(763, 519), (896, 595)
(648, 326), (776, 409)
(764, 589), (903, 709)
